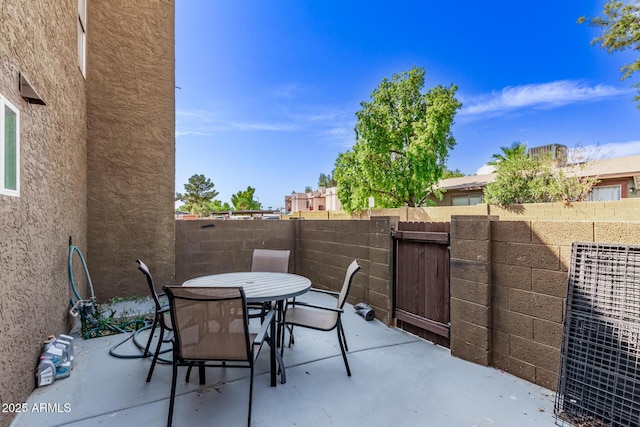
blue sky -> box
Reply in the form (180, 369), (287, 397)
(175, 1), (640, 210)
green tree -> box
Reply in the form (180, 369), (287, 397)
(334, 66), (462, 212)
(488, 141), (528, 165)
(318, 172), (337, 187)
(441, 168), (465, 179)
(484, 151), (556, 206)
(176, 174), (219, 217)
(579, 1), (640, 107)
(484, 145), (599, 207)
(210, 199), (232, 213)
(231, 186), (262, 210)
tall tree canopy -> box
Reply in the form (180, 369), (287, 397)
(176, 174), (219, 217)
(579, 0), (640, 107)
(488, 141), (528, 165)
(334, 66), (461, 212)
(231, 186), (262, 210)
(318, 172), (337, 187)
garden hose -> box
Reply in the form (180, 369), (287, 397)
(67, 239), (172, 361)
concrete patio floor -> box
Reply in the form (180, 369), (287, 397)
(11, 293), (557, 427)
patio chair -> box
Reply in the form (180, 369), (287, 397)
(281, 259), (360, 376)
(163, 285), (274, 427)
(248, 249), (290, 320)
(136, 259), (172, 382)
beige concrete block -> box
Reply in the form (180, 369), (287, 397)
(451, 319), (489, 349)
(594, 222), (640, 245)
(450, 298), (490, 327)
(531, 221), (594, 245)
(450, 258), (490, 284)
(496, 354), (537, 384)
(509, 289), (564, 323)
(491, 241), (508, 264)
(451, 215), (495, 240)
(450, 338), (490, 367)
(451, 277), (490, 305)
(510, 335), (560, 373)
(533, 318), (563, 349)
(451, 239), (490, 262)
(506, 242), (560, 270)
(493, 308), (534, 339)
(492, 263), (532, 290)
(492, 329), (510, 355)
(532, 268), (568, 298)
(491, 221), (532, 242)
(536, 367), (558, 391)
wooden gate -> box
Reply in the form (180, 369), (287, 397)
(392, 222), (450, 347)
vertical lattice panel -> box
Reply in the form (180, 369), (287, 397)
(555, 243), (640, 427)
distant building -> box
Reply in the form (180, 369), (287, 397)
(434, 154), (640, 206)
(285, 186), (342, 213)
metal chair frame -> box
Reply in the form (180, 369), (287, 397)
(281, 259), (360, 376)
(164, 285), (275, 427)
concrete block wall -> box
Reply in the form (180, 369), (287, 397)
(174, 219), (395, 325)
(295, 198), (640, 222)
(294, 219), (394, 324)
(175, 220), (295, 284)
(449, 216), (495, 367)
(450, 216), (640, 391)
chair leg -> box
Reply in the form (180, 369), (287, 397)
(248, 365), (254, 427)
(146, 324), (165, 382)
(339, 323), (348, 352)
(167, 357), (178, 427)
(337, 320), (351, 376)
(143, 316), (159, 357)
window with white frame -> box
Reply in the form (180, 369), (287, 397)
(1, 95), (20, 197)
(78, 0), (87, 77)
(452, 194), (483, 206)
(588, 185), (621, 202)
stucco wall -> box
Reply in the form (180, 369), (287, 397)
(0, 2), (88, 425)
(86, 0), (175, 300)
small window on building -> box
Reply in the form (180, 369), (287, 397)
(588, 185), (621, 202)
(452, 194), (483, 206)
(1, 95), (20, 197)
(78, 0), (87, 77)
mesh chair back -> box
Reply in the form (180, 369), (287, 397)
(338, 260), (361, 308)
(137, 259), (163, 312)
(251, 249), (290, 273)
(165, 286), (251, 362)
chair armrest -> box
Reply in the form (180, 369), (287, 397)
(309, 288), (339, 296)
(288, 301), (344, 313)
(254, 308), (276, 345)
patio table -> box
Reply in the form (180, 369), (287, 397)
(182, 272), (311, 386)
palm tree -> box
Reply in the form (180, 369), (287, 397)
(488, 142), (528, 165)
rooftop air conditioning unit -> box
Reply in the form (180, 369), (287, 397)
(528, 144), (568, 166)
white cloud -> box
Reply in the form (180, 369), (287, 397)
(175, 130), (215, 137)
(325, 127), (348, 136)
(577, 140), (640, 159)
(268, 83), (306, 99)
(175, 104), (354, 141)
(460, 80), (630, 118)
